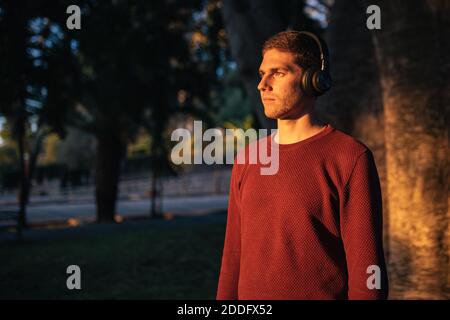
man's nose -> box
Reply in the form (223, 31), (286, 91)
(257, 75), (271, 91)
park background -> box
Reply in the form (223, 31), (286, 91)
(0, 0), (448, 299)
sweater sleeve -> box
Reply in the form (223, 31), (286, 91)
(216, 161), (242, 300)
(340, 149), (389, 300)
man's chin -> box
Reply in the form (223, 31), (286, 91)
(264, 113), (278, 120)
(263, 108), (284, 120)
(264, 112), (278, 120)
(264, 106), (304, 120)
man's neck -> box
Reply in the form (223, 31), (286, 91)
(275, 111), (326, 144)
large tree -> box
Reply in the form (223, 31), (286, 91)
(66, 0), (205, 222)
(315, 0), (389, 274)
(1, 0), (224, 224)
(0, 0), (76, 232)
(370, 0), (449, 299)
(66, 0), (221, 222)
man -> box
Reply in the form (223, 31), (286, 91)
(216, 30), (389, 300)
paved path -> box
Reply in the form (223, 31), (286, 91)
(0, 213), (227, 243)
(1, 195), (229, 225)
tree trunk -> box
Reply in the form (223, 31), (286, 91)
(315, 0), (389, 274)
(17, 124), (47, 232)
(370, 0), (449, 299)
(17, 118), (28, 233)
(150, 170), (163, 218)
(149, 131), (165, 219)
(95, 133), (124, 223)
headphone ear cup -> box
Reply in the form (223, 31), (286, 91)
(301, 68), (316, 97)
(312, 70), (332, 96)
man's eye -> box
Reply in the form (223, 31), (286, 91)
(273, 72), (284, 77)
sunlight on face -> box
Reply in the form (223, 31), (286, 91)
(257, 49), (308, 119)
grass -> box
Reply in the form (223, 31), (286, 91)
(0, 216), (226, 299)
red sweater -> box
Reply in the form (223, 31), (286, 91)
(216, 124), (388, 300)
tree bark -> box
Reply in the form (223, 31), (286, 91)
(370, 0), (449, 299)
(17, 123), (47, 231)
(315, 0), (389, 277)
(150, 170), (162, 218)
(95, 133), (124, 223)
(17, 117), (28, 232)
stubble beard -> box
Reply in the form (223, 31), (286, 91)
(263, 92), (301, 120)
(264, 101), (290, 119)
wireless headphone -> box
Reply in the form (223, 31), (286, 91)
(297, 31), (332, 97)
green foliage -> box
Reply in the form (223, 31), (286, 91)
(57, 127), (95, 171)
(38, 133), (61, 166)
(127, 129), (151, 158)
(212, 85), (254, 128)
(0, 143), (20, 190)
(0, 0), (240, 202)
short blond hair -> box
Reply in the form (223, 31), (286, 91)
(262, 30), (321, 70)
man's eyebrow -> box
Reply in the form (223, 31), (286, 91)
(258, 67), (290, 74)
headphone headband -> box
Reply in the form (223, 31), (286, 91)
(294, 30), (332, 96)
(297, 31), (328, 71)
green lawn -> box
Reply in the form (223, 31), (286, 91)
(0, 216), (226, 299)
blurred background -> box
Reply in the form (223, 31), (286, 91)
(0, 0), (448, 299)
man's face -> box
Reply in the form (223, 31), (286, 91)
(258, 49), (309, 119)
